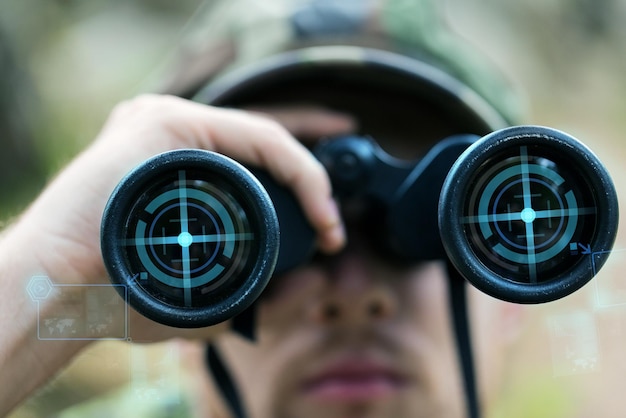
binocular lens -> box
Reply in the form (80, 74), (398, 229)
(102, 126), (618, 326)
(440, 126), (618, 303)
(101, 150), (279, 327)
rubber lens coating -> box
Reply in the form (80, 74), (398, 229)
(440, 126), (618, 303)
(101, 149), (279, 327)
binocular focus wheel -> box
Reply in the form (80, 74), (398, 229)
(440, 126), (619, 303)
(101, 150), (279, 327)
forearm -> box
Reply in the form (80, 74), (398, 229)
(0, 96), (352, 414)
(0, 221), (89, 415)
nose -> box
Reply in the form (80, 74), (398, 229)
(308, 252), (399, 327)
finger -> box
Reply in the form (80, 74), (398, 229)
(194, 107), (347, 253)
(115, 96), (346, 253)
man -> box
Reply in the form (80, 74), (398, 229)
(158, 2), (525, 415)
(0, 1), (526, 417)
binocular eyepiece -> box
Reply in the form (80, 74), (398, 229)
(101, 126), (619, 328)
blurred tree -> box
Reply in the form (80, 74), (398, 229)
(0, 26), (45, 220)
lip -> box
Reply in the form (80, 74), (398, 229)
(300, 356), (410, 403)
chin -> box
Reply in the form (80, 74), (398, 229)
(276, 389), (450, 418)
(279, 403), (443, 418)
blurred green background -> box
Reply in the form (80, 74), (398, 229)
(0, 0), (204, 218)
(3, 0), (626, 417)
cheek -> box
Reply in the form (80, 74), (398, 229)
(258, 261), (456, 354)
(257, 267), (327, 337)
(400, 263), (453, 338)
(217, 325), (322, 418)
(396, 263), (466, 403)
(467, 285), (524, 404)
(221, 261), (464, 417)
(214, 269), (328, 413)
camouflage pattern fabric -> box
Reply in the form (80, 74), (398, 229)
(159, 0), (523, 124)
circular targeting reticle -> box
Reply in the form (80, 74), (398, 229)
(101, 150), (279, 327)
(440, 126), (618, 303)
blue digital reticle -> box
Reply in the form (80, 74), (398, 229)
(103, 128), (617, 323)
(101, 150), (279, 328)
(462, 145), (598, 284)
(440, 126), (619, 303)
(122, 170), (256, 308)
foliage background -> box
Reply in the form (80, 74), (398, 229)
(2, 0), (626, 416)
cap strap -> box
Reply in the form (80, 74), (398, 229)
(447, 259), (481, 418)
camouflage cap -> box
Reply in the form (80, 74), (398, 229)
(159, 0), (523, 130)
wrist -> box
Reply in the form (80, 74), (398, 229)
(0, 221), (91, 416)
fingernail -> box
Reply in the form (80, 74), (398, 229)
(322, 199), (345, 252)
(326, 222), (346, 252)
(329, 115), (357, 133)
(326, 197), (340, 220)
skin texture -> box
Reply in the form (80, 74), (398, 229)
(193, 226), (519, 418)
(0, 95), (353, 415)
(184, 104), (522, 417)
(215, 261), (466, 418)
(0, 94), (520, 417)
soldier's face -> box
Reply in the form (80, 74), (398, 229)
(195, 103), (518, 418)
(206, 236), (517, 418)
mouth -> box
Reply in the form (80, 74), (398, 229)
(300, 357), (411, 403)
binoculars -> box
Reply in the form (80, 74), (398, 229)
(101, 125), (618, 327)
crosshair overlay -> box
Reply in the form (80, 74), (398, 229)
(121, 170), (255, 307)
(520, 207), (536, 223)
(177, 232), (193, 247)
(462, 146), (597, 283)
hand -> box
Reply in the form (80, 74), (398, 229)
(19, 96), (352, 286)
(0, 94), (354, 414)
